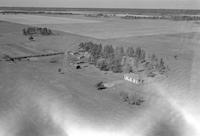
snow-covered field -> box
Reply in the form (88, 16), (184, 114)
(0, 14), (200, 39)
(0, 14), (101, 25)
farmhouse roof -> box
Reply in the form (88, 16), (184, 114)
(124, 72), (145, 80)
(124, 73), (140, 79)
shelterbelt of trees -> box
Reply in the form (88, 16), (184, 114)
(122, 15), (200, 21)
(78, 42), (168, 75)
(22, 27), (53, 36)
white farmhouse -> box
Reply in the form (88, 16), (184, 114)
(124, 73), (144, 84)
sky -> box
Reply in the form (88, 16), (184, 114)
(0, 0), (200, 9)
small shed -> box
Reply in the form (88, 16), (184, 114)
(124, 73), (144, 84)
(29, 36), (34, 41)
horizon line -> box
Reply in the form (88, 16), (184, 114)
(0, 6), (200, 11)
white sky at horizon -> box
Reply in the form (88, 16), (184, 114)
(0, 0), (200, 9)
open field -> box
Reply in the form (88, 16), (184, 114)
(37, 18), (200, 39)
(0, 14), (199, 39)
(0, 14), (101, 25)
(0, 13), (200, 136)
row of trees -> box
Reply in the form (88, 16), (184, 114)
(79, 42), (167, 74)
(122, 15), (200, 21)
(22, 27), (52, 36)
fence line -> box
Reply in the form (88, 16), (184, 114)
(3, 52), (65, 61)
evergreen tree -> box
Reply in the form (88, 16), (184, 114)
(135, 47), (146, 61)
(126, 46), (135, 57)
(103, 45), (114, 59)
(140, 49), (146, 61)
(22, 28), (27, 35)
(115, 46), (124, 58)
(158, 58), (165, 72)
(160, 58), (164, 67)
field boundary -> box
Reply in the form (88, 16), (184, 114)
(2, 52), (64, 61)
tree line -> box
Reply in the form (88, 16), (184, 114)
(22, 27), (53, 36)
(122, 15), (200, 21)
(79, 42), (167, 74)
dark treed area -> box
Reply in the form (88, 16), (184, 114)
(22, 27), (53, 36)
(78, 42), (168, 75)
